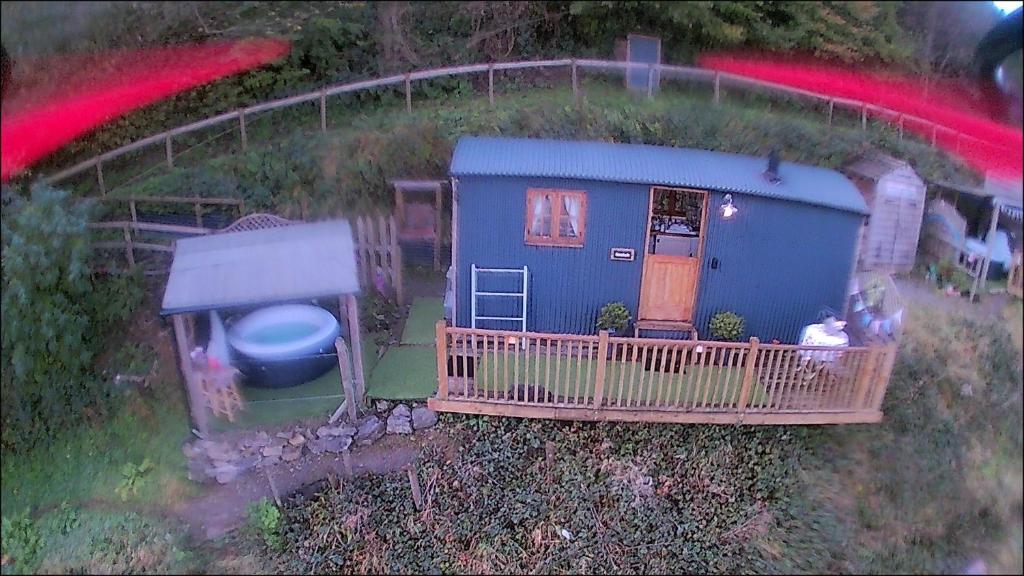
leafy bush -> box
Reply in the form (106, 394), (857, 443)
(0, 184), (142, 451)
(1, 513), (42, 573)
(275, 417), (801, 573)
(247, 498), (283, 551)
(114, 458), (155, 502)
(709, 311), (745, 341)
(595, 301), (631, 333)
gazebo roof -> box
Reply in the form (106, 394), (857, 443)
(161, 219), (359, 315)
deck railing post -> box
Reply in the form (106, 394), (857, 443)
(736, 337), (759, 413)
(436, 321), (449, 399)
(870, 344), (898, 410)
(593, 330), (609, 408)
(852, 348), (877, 409)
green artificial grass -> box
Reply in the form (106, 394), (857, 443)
(400, 298), (444, 345)
(462, 351), (770, 408)
(367, 346), (439, 400)
(211, 333), (380, 430)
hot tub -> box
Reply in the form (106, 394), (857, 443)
(227, 304), (341, 388)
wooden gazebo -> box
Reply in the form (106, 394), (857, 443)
(160, 218), (365, 434)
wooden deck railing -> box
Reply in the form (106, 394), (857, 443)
(429, 322), (897, 425)
(1009, 251), (1023, 299)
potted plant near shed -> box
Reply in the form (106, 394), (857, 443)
(597, 302), (631, 360)
(708, 310), (745, 366)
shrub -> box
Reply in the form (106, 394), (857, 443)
(114, 459), (155, 502)
(0, 184), (142, 451)
(596, 301), (631, 333)
(247, 498), (283, 551)
(1, 513), (42, 572)
(709, 311), (745, 341)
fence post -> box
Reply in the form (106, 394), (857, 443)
(736, 337), (759, 413)
(405, 73), (412, 114)
(194, 200), (203, 228)
(931, 124), (937, 147)
(646, 65), (655, 99)
(123, 223), (136, 269)
(827, 99), (834, 126)
(713, 72), (721, 104)
(320, 89), (328, 132)
(389, 213), (404, 305)
(165, 135), (174, 168)
(96, 161), (106, 196)
(335, 338), (359, 422)
(861, 104), (867, 130)
(129, 199), (138, 225)
(436, 320), (449, 399)
(898, 114), (904, 140)
(593, 330), (609, 408)
(571, 59), (578, 100)
(238, 111), (248, 150)
(488, 64), (495, 106)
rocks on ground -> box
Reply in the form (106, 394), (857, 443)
(182, 401), (438, 485)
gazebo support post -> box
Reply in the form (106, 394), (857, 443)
(172, 314), (209, 435)
(345, 293), (367, 402)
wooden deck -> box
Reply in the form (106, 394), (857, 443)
(428, 322), (896, 425)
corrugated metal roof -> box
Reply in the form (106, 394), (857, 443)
(451, 136), (868, 214)
(161, 219), (359, 315)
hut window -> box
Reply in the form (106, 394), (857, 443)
(525, 188), (587, 247)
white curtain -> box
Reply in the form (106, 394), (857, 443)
(563, 195), (580, 237)
(530, 194), (551, 236)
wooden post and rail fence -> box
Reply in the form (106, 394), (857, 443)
(42, 58), (1015, 199)
(429, 322), (897, 425)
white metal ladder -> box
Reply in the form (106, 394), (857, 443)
(471, 265), (528, 332)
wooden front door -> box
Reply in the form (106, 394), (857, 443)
(639, 188), (707, 322)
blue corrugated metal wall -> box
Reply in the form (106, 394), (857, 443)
(455, 175), (862, 343)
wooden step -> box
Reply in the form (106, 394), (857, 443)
(635, 319), (695, 332)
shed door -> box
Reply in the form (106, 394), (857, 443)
(639, 188), (707, 323)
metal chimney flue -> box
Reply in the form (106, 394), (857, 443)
(765, 149), (782, 184)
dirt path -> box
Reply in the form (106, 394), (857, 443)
(173, 430), (445, 540)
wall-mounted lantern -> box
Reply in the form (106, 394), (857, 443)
(720, 194), (738, 219)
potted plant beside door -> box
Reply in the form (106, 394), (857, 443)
(708, 310), (745, 366)
(596, 302), (631, 361)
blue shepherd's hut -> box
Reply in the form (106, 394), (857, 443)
(447, 136), (868, 343)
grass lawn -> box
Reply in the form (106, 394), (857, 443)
(467, 351), (771, 408)
(400, 298), (444, 345)
(1, 383), (196, 518)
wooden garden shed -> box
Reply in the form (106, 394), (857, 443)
(160, 219), (365, 434)
(843, 154), (927, 275)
